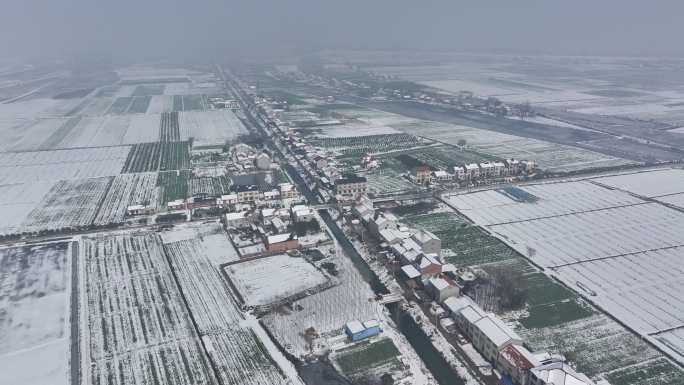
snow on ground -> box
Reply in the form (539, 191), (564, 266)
(450, 179), (684, 364)
(160, 221), (240, 265)
(312, 123), (400, 138)
(0, 146), (130, 184)
(262, 245), (382, 358)
(225, 254), (330, 307)
(146, 95), (174, 114)
(179, 109), (248, 147)
(93, 172), (159, 226)
(0, 181), (53, 235)
(445, 180), (642, 226)
(592, 168), (684, 198)
(0, 117), (69, 152)
(0, 242), (71, 385)
(657, 193), (684, 209)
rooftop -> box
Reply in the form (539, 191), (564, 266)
(530, 362), (595, 385)
(474, 315), (521, 348)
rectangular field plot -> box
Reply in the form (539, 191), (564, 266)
(489, 203), (684, 267)
(82, 234), (217, 385)
(0, 242), (71, 385)
(262, 247), (381, 357)
(21, 177), (111, 233)
(179, 110), (248, 147)
(162, 229), (293, 385)
(0, 146), (130, 184)
(225, 254), (330, 307)
(0, 181), (53, 235)
(146, 95), (174, 114)
(593, 168), (684, 198)
(446, 180), (643, 226)
(657, 193), (684, 209)
(93, 172), (159, 226)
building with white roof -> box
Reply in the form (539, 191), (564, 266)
(433, 170), (452, 182)
(411, 229), (441, 255)
(465, 163), (480, 179)
(498, 344), (541, 385)
(428, 277), (460, 302)
(472, 315), (523, 363)
(528, 362), (595, 385)
(225, 211), (251, 228)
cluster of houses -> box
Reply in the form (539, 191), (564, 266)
(410, 159), (537, 186)
(350, 196), (594, 385)
(224, 203), (319, 256)
(444, 296), (595, 385)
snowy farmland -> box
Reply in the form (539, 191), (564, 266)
(447, 179), (684, 364)
(179, 109), (248, 147)
(93, 172), (159, 226)
(0, 146), (130, 184)
(262, 247), (382, 358)
(225, 254), (331, 307)
(592, 168), (684, 198)
(0, 242), (71, 385)
(21, 177), (112, 233)
(161, 227), (302, 385)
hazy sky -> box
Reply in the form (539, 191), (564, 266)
(2, 1), (683, 62)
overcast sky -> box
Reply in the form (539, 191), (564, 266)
(2, 1), (683, 62)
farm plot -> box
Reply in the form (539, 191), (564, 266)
(160, 141), (190, 171)
(132, 84), (166, 96)
(93, 172), (159, 225)
(366, 169), (420, 196)
(122, 142), (162, 172)
(0, 181), (54, 235)
(158, 170), (190, 205)
(127, 96), (151, 113)
(0, 146), (130, 184)
(333, 338), (401, 378)
(592, 168), (684, 198)
(402, 212), (518, 267)
(172, 94), (207, 112)
(146, 95), (174, 114)
(0, 242), (71, 385)
(225, 254), (330, 307)
(82, 234), (217, 385)
(262, 247), (381, 357)
(21, 177), (111, 233)
(106, 96), (134, 114)
(159, 222), (239, 265)
(179, 110), (248, 147)
(188, 176), (232, 197)
(445, 180), (643, 226)
(160, 111), (181, 142)
(383, 144), (497, 170)
(162, 232), (295, 385)
(0, 117), (71, 152)
(123, 113), (161, 143)
(308, 133), (422, 156)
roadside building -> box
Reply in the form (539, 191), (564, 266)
(224, 211), (251, 228)
(433, 170), (452, 182)
(479, 162), (495, 178)
(493, 161), (507, 177)
(418, 253), (442, 279)
(265, 233), (299, 252)
(167, 199), (186, 211)
(291, 205), (315, 222)
(411, 229), (441, 255)
(528, 362), (596, 385)
(379, 228), (410, 245)
(368, 211), (398, 237)
(428, 276), (460, 302)
(335, 175), (368, 196)
(412, 165), (432, 185)
(453, 165), (466, 180)
(465, 163), (480, 179)
(126, 204), (153, 216)
(219, 194), (238, 206)
(279, 183), (298, 199)
(471, 315), (523, 363)
(498, 344), (540, 385)
(235, 184), (261, 202)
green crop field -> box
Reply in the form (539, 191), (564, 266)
(158, 170), (190, 205)
(334, 338), (401, 376)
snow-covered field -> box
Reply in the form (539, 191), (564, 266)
(22, 177), (112, 233)
(179, 110), (248, 147)
(146, 95), (174, 114)
(93, 172), (159, 226)
(592, 168), (684, 198)
(0, 242), (71, 385)
(448, 179), (684, 364)
(225, 254), (330, 307)
(311, 123), (401, 138)
(0, 181), (54, 234)
(162, 227), (302, 385)
(262, 246), (382, 358)
(327, 105), (631, 172)
(0, 146), (130, 184)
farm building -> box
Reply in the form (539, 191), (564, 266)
(126, 205), (155, 216)
(412, 165), (432, 185)
(433, 170), (452, 182)
(345, 319), (382, 342)
(167, 199), (186, 210)
(265, 233), (298, 252)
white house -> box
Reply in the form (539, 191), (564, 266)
(411, 229), (441, 256)
(225, 211), (251, 228)
(428, 277), (461, 302)
(528, 362), (596, 385)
